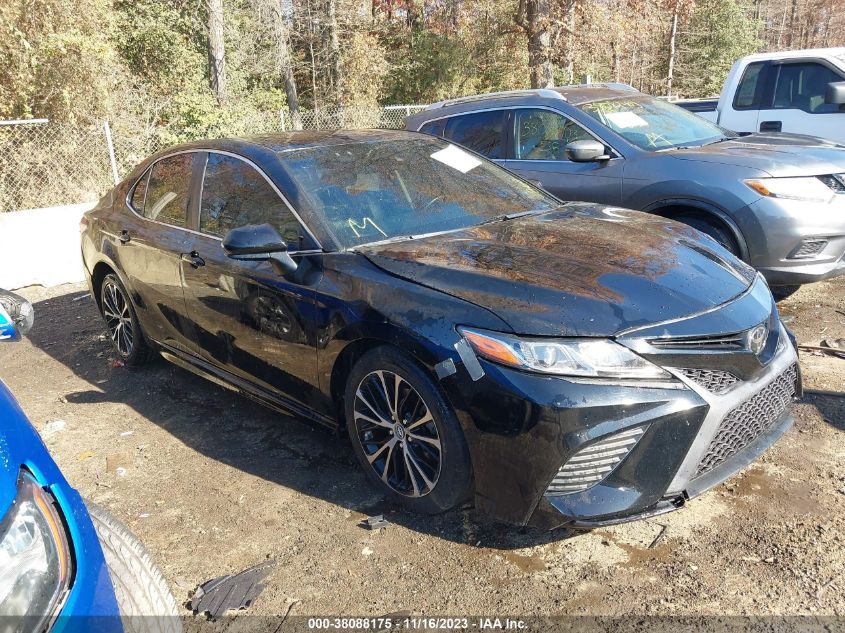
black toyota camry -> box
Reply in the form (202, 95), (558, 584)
(80, 130), (801, 529)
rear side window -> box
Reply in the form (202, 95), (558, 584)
(443, 110), (505, 159)
(772, 62), (844, 113)
(130, 170), (150, 213)
(200, 153), (314, 249)
(144, 153), (194, 227)
(734, 62), (766, 109)
(419, 119), (444, 136)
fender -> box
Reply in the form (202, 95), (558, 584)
(643, 198), (750, 261)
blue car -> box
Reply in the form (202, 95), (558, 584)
(0, 289), (180, 633)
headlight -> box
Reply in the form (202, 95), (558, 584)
(744, 177), (835, 203)
(0, 471), (72, 632)
(459, 327), (670, 379)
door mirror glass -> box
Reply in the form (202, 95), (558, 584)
(565, 139), (609, 162)
(825, 81), (845, 105)
(222, 224), (298, 274)
(0, 290), (34, 340)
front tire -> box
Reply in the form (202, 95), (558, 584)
(345, 346), (473, 514)
(676, 214), (741, 256)
(87, 503), (182, 633)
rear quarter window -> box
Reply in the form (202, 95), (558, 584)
(443, 110), (506, 159)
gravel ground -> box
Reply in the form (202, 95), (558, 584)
(2, 277), (843, 626)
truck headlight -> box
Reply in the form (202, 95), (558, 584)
(0, 471), (72, 631)
(744, 177), (835, 203)
(459, 327), (670, 379)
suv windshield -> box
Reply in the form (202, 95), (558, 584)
(277, 137), (559, 248)
(578, 95), (729, 150)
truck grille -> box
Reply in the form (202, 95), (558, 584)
(679, 368), (739, 394)
(693, 363), (797, 479)
(546, 426), (645, 495)
(649, 332), (745, 350)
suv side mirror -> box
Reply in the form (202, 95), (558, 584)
(222, 224), (298, 275)
(0, 290), (34, 340)
(825, 81), (845, 105)
(565, 139), (610, 162)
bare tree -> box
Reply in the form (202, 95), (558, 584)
(666, 0), (681, 96)
(256, 0), (302, 129)
(326, 0), (344, 105)
(516, 0), (555, 88)
(207, 0), (228, 104)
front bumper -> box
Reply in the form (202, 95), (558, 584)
(442, 279), (801, 529)
(744, 196), (845, 285)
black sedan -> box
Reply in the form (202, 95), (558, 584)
(80, 130), (801, 528)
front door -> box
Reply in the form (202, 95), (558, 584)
(500, 108), (624, 205)
(179, 151), (324, 410)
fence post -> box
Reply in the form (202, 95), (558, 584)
(103, 120), (119, 185)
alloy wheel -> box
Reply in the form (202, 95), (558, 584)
(101, 280), (134, 357)
(353, 370), (442, 497)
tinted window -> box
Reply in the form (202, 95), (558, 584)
(200, 153), (312, 249)
(513, 109), (594, 160)
(144, 154), (193, 227)
(443, 111), (505, 158)
(734, 62), (766, 109)
(419, 120), (443, 136)
(772, 63), (843, 113)
(130, 170), (150, 213)
(277, 137), (559, 249)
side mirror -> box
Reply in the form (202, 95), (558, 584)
(825, 81), (845, 105)
(222, 224), (298, 275)
(565, 139), (610, 163)
(0, 290), (34, 340)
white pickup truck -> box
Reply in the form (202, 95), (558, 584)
(676, 48), (845, 144)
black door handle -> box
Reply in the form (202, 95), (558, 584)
(119, 230), (131, 244)
(759, 120), (782, 132)
(180, 251), (205, 268)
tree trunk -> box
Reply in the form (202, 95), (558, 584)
(270, 1), (302, 130)
(563, 0), (576, 84)
(516, 0), (554, 88)
(787, 0), (798, 46)
(207, 0), (227, 104)
(667, 0), (680, 97)
(326, 0), (343, 105)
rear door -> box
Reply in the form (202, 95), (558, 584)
(755, 60), (845, 142)
(179, 151), (324, 409)
(119, 152), (199, 352)
(500, 108), (624, 205)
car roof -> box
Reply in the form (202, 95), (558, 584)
(738, 47), (845, 63)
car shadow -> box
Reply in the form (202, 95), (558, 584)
(802, 389), (845, 432)
(26, 288), (576, 550)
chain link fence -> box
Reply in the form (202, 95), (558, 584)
(0, 104), (427, 212)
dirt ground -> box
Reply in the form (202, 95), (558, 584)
(2, 277), (844, 624)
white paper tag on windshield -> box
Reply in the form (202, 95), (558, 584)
(430, 144), (482, 173)
(605, 111), (648, 129)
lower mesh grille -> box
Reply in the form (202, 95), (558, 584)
(818, 174), (845, 193)
(679, 368), (739, 394)
(693, 363), (798, 479)
(546, 426), (645, 496)
(791, 239), (828, 259)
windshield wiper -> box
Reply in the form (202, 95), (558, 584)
(479, 209), (547, 225)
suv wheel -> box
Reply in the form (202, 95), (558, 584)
(676, 214), (740, 256)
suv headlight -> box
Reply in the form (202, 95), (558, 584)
(459, 327), (670, 379)
(744, 177), (834, 203)
(0, 471), (72, 631)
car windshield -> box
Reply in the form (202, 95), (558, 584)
(276, 137), (560, 248)
(578, 95), (729, 150)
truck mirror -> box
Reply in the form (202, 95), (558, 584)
(824, 81), (845, 106)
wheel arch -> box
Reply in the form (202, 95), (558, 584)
(645, 199), (749, 261)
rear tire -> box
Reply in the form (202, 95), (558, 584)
(675, 214), (741, 256)
(99, 273), (155, 366)
(345, 346), (473, 514)
(87, 503), (182, 633)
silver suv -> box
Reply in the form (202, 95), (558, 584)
(407, 84), (845, 289)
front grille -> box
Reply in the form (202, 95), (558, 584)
(818, 174), (845, 193)
(790, 239), (828, 259)
(679, 368), (739, 394)
(546, 426), (645, 495)
(693, 363), (798, 479)
(649, 332), (745, 350)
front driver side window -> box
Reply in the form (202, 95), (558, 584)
(513, 109), (594, 160)
(200, 153), (315, 250)
(772, 62), (843, 114)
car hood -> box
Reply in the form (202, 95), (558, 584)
(359, 205), (756, 337)
(669, 133), (845, 176)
